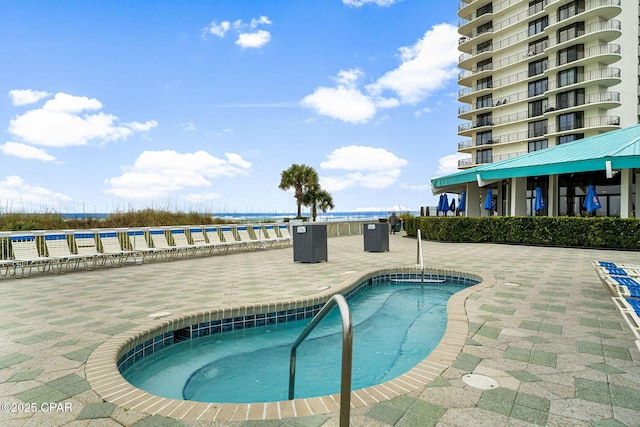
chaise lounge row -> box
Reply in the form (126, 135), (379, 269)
(0, 224), (292, 278)
(592, 261), (640, 352)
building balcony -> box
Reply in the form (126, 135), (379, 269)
(457, 151), (528, 169)
(545, 0), (621, 32)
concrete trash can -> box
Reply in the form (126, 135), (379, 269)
(292, 223), (328, 263)
(363, 222), (389, 252)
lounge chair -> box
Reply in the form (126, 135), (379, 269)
(149, 229), (185, 260)
(44, 232), (98, 272)
(604, 276), (640, 298)
(612, 297), (640, 339)
(257, 224), (285, 248)
(220, 226), (246, 251)
(277, 224), (293, 246)
(168, 228), (203, 257)
(203, 226), (231, 254)
(97, 231), (136, 266)
(235, 225), (261, 250)
(593, 261), (640, 278)
(74, 232), (109, 268)
(187, 227), (216, 256)
(129, 230), (165, 262)
(10, 234), (54, 278)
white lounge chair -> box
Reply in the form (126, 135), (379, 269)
(149, 229), (185, 260)
(277, 224), (293, 246)
(187, 227), (216, 256)
(220, 226), (246, 251)
(74, 232), (109, 268)
(97, 231), (136, 266)
(235, 225), (261, 250)
(10, 234), (54, 278)
(260, 224), (288, 248)
(44, 232), (98, 272)
(129, 230), (165, 262)
(203, 226), (231, 254)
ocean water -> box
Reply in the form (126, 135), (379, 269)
(61, 211), (418, 222)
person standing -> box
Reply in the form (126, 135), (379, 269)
(388, 212), (399, 234)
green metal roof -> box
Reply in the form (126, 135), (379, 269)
(431, 124), (640, 192)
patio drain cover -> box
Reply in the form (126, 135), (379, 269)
(462, 374), (499, 390)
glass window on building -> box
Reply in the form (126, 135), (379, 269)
(558, 112), (583, 132)
(529, 0), (545, 14)
(558, 0), (585, 22)
(477, 112), (492, 127)
(557, 44), (584, 66)
(476, 148), (492, 164)
(558, 171), (620, 216)
(477, 57), (492, 72)
(528, 78), (548, 97)
(477, 39), (492, 54)
(528, 37), (548, 56)
(528, 58), (548, 77)
(477, 21), (493, 35)
(528, 99), (548, 118)
(557, 133), (584, 144)
(476, 131), (492, 145)
(528, 119), (548, 138)
(478, 3), (493, 17)
(557, 67), (581, 88)
(528, 139), (548, 152)
(557, 22), (585, 44)
(556, 89), (585, 109)
(526, 177), (549, 216)
(477, 76), (493, 90)
(528, 16), (548, 37)
(476, 94), (493, 109)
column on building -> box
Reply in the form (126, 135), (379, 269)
(510, 177), (527, 216)
(547, 175), (558, 217)
(466, 183), (480, 217)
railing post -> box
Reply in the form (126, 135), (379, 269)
(289, 294), (352, 427)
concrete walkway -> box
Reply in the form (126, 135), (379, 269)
(0, 233), (639, 426)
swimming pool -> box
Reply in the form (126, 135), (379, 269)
(86, 268), (483, 422)
(122, 279), (468, 403)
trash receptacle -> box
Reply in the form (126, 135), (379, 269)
(363, 222), (389, 252)
(293, 223), (327, 263)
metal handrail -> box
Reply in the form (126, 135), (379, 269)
(417, 229), (424, 281)
(289, 294), (353, 427)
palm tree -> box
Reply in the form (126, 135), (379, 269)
(303, 184), (335, 222)
(278, 164), (319, 218)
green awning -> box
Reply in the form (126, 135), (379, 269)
(432, 124), (640, 192)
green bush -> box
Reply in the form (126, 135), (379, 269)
(404, 216), (640, 250)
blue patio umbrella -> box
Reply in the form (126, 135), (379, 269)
(534, 186), (545, 214)
(458, 191), (466, 212)
(441, 193), (450, 214)
(436, 194), (444, 212)
(583, 185), (602, 213)
(449, 197), (456, 213)
(483, 189), (493, 211)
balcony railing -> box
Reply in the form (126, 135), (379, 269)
(457, 151), (528, 168)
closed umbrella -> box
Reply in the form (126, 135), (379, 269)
(534, 186), (545, 215)
(458, 191), (466, 212)
(484, 189), (493, 212)
(436, 194), (444, 213)
(583, 185), (602, 213)
(449, 198), (456, 215)
(441, 193), (450, 214)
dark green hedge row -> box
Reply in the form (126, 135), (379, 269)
(404, 216), (640, 250)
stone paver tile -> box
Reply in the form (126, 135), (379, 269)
(479, 305), (515, 315)
(64, 345), (100, 363)
(611, 383), (640, 411)
(587, 363), (625, 375)
(47, 374), (91, 396)
(451, 353), (482, 372)
(507, 370), (541, 382)
(426, 376), (450, 388)
(592, 419), (632, 427)
(510, 403), (548, 425)
(131, 415), (187, 426)
(575, 378), (612, 406)
(366, 402), (405, 425)
(477, 387), (517, 417)
(396, 400), (447, 427)
(13, 331), (66, 345)
(75, 402), (116, 419)
(15, 384), (68, 405)
(580, 317), (623, 331)
(476, 324), (501, 339)
(7, 370), (43, 382)
(0, 353), (31, 368)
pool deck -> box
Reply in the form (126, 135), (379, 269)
(1, 232), (639, 426)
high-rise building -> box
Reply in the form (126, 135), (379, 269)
(456, 0), (637, 170)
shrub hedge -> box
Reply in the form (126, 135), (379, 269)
(404, 216), (640, 250)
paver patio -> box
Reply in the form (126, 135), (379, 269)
(1, 232), (639, 426)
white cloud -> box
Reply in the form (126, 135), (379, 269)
(180, 192), (222, 203)
(8, 89), (51, 106)
(7, 92), (157, 147)
(399, 182), (429, 192)
(0, 175), (71, 208)
(301, 23), (459, 123)
(366, 23), (460, 104)
(319, 145), (407, 191)
(204, 20), (231, 38)
(182, 122), (197, 132)
(435, 153), (470, 176)
(0, 142), (55, 162)
(204, 16), (272, 49)
(104, 150), (252, 199)
(343, 0), (401, 6)
(236, 30), (271, 49)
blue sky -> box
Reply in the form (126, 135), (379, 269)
(0, 0), (465, 214)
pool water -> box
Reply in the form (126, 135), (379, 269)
(123, 281), (465, 403)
